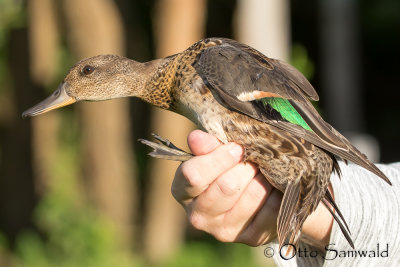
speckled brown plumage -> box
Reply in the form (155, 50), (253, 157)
(23, 37), (391, 250)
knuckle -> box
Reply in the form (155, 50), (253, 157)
(212, 149), (236, 168)
(188, 212), (206, 231)
(213, 227), (236, 243)
(216, 176), (240, 196)
(194, 196), (213, 212)
(206, 143), (241, 171)
(180, 162), (203, 188)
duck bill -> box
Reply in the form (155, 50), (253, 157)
(22, 83), (76, 118)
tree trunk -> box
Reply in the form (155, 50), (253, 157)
(0, 28), (36, 244)
(143, 0), (206, 262)
(318, 0), (379, 162)
(28, 0), (60, 196)
(62, 0), (137, 246)
(236, 1), (290, 266)
(236, 0), (290, 61)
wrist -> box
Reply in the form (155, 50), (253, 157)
(301, 185), (334, 249)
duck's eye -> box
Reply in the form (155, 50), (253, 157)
(82, 65), (95, 75)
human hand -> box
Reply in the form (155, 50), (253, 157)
(172, 130), (333, 248)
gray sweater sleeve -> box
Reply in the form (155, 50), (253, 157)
(269, 162), (400, 267)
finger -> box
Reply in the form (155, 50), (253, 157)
(203, 173), (271, 243)
(194, 173), (274, 243)
(172, 142), (244, 202)
(235, 185), (283, 246)
(187, 130), (221, 156)
(225, 172), (272, 226)
(193, 162), (258, 216)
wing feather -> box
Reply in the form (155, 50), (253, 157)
(193, 38), (391, 184)
(277, 181), (301, 248)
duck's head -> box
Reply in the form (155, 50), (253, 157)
(23, 54), (153, 117)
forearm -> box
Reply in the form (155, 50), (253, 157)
(271, 162), (400, 266)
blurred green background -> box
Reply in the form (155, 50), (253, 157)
(0, 0), (399, 266)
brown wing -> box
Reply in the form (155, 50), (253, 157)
(193, 38), (391, 184)
(277, 181), (301, 249)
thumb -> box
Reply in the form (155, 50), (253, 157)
(188, 130), (221, 156)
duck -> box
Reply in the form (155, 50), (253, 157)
(22, 37), (391, 250)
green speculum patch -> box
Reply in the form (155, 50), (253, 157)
(261, 97), (312, 131)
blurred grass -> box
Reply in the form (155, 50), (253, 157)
(162, 242), (259, 267)
(0, 110), (268, 266)
(11, 111), (143, 267)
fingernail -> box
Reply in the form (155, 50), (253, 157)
(229, 143), (243, 159)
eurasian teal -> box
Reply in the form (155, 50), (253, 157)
(23, 38), (391, 250)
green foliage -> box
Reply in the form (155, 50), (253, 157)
(290, 43), (314, 80)
(10, 113), (143, 267)
(1, 112), (266, 266)
(0, 0), (25, 91)
(290, 43), (321, 114)
(0, 0), (25, 29)
(14, 221), (141, 267)
(160, 242), (263, 267)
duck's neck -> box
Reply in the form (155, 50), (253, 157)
(128, 57), (175, 110)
